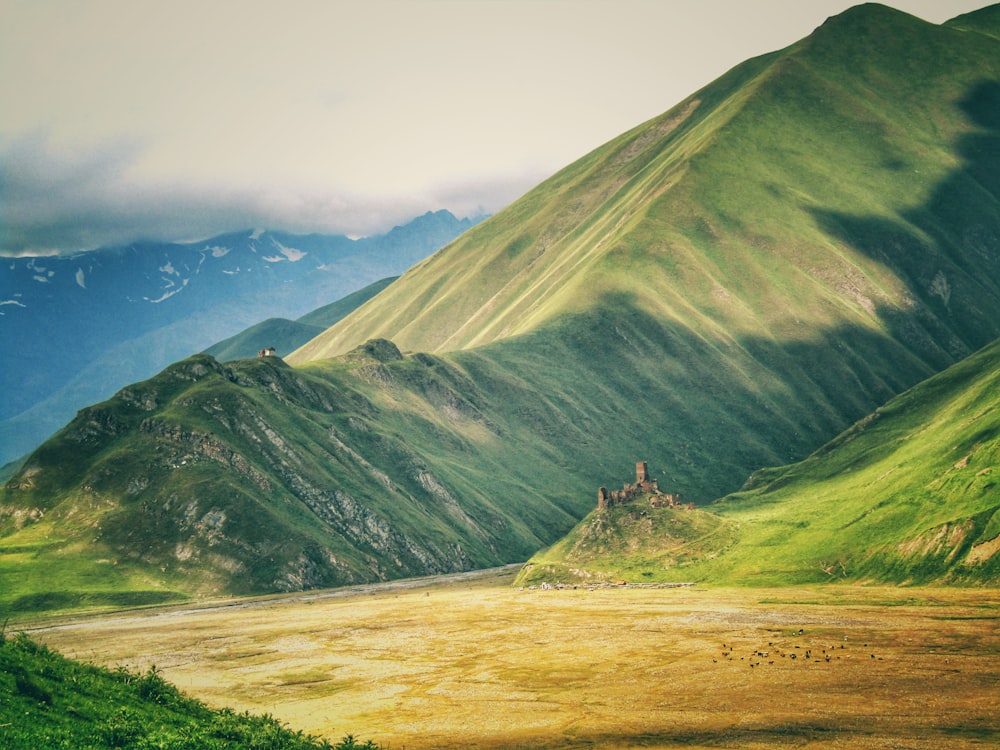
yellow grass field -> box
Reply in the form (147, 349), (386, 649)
(27, 571), (1000, 749)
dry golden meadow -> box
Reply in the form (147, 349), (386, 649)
(27, 570), (1000, 749)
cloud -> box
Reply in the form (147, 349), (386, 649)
(0, 133), (533, 256)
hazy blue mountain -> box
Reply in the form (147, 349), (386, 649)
(0, 212), (475, 465)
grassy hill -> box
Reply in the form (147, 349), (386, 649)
(516, 499), (739, 587)
(2, 4), (1000, 611)
(0, 632), (374, 749)
(293, 5), (1000, 362)
(521, 336), (1000, 586)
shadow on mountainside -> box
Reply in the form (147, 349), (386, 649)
(810, 79), (1000, 369)
(458, 295), (957, 506)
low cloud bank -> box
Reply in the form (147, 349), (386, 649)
(1, 135), (538, 256)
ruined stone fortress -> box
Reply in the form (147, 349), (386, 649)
(597, 461), (690, 510)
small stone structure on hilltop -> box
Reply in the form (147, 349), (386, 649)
(597, 461), (690, 510)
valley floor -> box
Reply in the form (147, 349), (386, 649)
(26, 573), (1000, 750)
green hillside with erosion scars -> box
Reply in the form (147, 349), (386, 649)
(520, 337), (1000, 587)
(0, 346), (600, 614)
(2, 4), (1000, 613)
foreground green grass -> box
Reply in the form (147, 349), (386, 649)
(0, 518), (190, 616)
(0, 631), (377, 750)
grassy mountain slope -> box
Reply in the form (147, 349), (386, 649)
(3, 5), (1000, 610)
(701, 335), (1000, 585)
(288, 4), (1000, 503)
(293, 5), (1000, 363)
(203, 318), (326, 362)
(516, 499), (738, 587)
(946, 3), (1000, 37)
(297, 277), (399, 329)
(0, 345), (597, 614)
(204, 278), (398, 362)
(522, 336), (1000, 586)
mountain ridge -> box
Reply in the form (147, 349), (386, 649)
(292, 8), (999, 376)
(291, 2), (999, 500)
(203, 277), (399, 362)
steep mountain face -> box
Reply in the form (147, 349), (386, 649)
(3, 5), (1000, 609)
(517, 337), (1000, 586)
(0, 212), (474, 465)
(291, 2), (1000, 501)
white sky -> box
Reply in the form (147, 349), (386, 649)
(0, 0), (989, 254)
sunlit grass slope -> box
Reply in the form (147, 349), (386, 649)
(292, 5), (1000, 365)
(698, 336), (1000, 585)
(518, 336), (1000, 586)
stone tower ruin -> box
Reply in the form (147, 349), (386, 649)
(596, 461), (688, 511)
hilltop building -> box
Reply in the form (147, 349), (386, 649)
(598, 461), (689, 510)
(258, 347), (277, 357)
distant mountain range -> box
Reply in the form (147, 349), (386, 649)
(0, 211), (476, 465)
(2, 3), (998, 614)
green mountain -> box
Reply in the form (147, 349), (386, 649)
(291, 4), (1000, 503)
(2, 4), (999, 611)
(296, 277), (400, 330)
(203, 278), (398, 362)
(203, 318), (326, 362)
(518, 337), (1000, 586)
(293, 4), (1000, 362)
